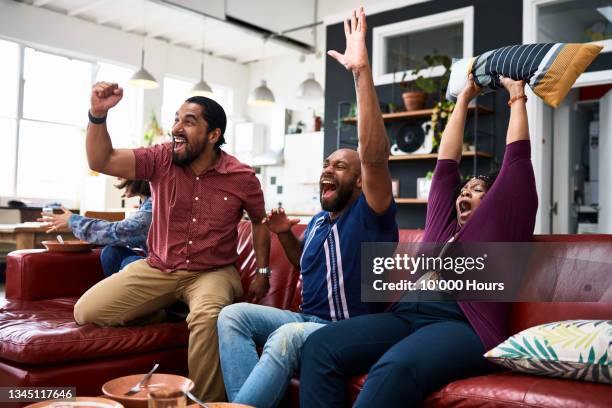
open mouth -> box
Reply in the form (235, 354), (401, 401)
(458, 199), (472, 218)
(173, 136), (187, 152)
(320, 179), (337, 200)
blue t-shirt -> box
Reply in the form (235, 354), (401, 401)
(300, 193), (398, 321)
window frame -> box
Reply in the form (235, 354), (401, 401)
(371, 6), (474, 86)
(0, 36), (141, 202)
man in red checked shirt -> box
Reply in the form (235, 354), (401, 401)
(74, 82), (271, 402)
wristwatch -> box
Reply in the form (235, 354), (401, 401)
(256, 267), (272, 277)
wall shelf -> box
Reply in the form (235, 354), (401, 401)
(389, 150), (493, 161)
(395, 198), (428, 204)
(342, 104), (493, 124)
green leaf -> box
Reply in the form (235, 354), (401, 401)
(588, 346), (596, 364)
(508, 339), (530, 356)
(534, 338), (551, 360)
(522, 337), (540, 358)
(597, 350), (608, 365)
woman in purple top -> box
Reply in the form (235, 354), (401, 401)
(298, 10), (537, 407)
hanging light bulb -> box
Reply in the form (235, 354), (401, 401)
(297, 72), (323, 100)
(296, 0), (323, 100)
(248, 80), (275, 106)
(130, 2), (157, 90)
(248, 37), (275, 107)
(129, 49), (158, 89)
(191, 62), (213, 97)
(190, 16), (213, 98)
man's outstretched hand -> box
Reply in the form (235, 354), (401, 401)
(90, 82), (123, 117)
(327, 7), (369, 73)
(262, 208), (299, 235)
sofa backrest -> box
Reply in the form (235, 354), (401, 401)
(6, 249), (105, 300)
(234, 221), (611, 333)
(235, 221), (305, 310)
(508, 234), (612, 334)
(235, 223), (426, 312)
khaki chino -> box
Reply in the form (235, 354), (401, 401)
(73, 259), (243, 401)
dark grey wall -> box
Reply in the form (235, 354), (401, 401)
(323, 0), (524, 228)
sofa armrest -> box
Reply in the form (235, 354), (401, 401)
(5, 249), (105, 301)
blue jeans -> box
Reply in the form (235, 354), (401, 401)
(99, 245), (144, 277)
(217, 303), (328, 408)
(300, 302), (495, 407)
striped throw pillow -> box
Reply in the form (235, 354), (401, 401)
(446, 43), (603, 108)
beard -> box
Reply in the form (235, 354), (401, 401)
(320, 178), (357, 212)
(172, 135), (209, 166)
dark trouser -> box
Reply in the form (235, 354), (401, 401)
(99, 245), (144, 277)
(299, 302), (494, 408)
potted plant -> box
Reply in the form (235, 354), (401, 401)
(143, 109), (165, 146)
(399, 54), (452, 111)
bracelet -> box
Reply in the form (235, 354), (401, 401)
(88, 110), (107, 124)
(508, 94), (528, 106)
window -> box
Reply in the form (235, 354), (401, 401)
(385, 24), (463, 73)
(95, 63), (141, 148)
(0, 39), (19, 197)
(0, 41), (141, 202)
(161, 76), (194, 132)
(17, 48), (92, 200)
(372, 7), (474, 85)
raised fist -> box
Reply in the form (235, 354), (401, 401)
(90, 82), (123, 117)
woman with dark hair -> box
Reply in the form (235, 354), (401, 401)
(39, 178), (152, 277)
(299, 8), (538, 407)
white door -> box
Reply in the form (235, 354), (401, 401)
(550, 93), (576, 234)
(598, 90), (612, 233)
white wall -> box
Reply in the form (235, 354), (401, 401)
(0, 0), (250, 130)
(243, 1), (431, 214)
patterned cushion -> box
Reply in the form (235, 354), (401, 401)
(485, 320), (611, 384)
(447, 43), (603, 107)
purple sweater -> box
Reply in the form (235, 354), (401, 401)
(423, 140), (538, 351)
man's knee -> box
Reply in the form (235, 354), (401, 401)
(217, 302), (253, 332)
(263, 323), (308, 370)
(266, 323), (307, 357)
(73, 297), (114, 326)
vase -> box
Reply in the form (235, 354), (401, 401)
(402, 91), (426, 111)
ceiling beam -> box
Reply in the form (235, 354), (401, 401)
(68, 0), (112, 17)
(148, 16), (196, 38)
(122, 12), (167, 32)
(33, 0), (55, 6)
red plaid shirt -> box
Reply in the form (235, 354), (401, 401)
(134, 143), (265, 272)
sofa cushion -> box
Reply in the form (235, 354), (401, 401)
(486, 320), (611, 384)
(424, 371), (612, 408)
(446, 43), (602, 108)
(0, 298), (188, 365)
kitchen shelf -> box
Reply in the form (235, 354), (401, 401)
(342, 104), (493, 124)
(389, 150), (493, 161)
(394, 198), (428, 204)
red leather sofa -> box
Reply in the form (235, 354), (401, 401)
(1, 222), (610, 407)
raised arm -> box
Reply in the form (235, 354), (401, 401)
(500, 77), (529, 144)
(87, 82), (135, 179)
(328, 7), (391, 214)
(437, 75), (480, 162)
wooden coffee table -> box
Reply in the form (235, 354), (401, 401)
(0, 222), (74, 250)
